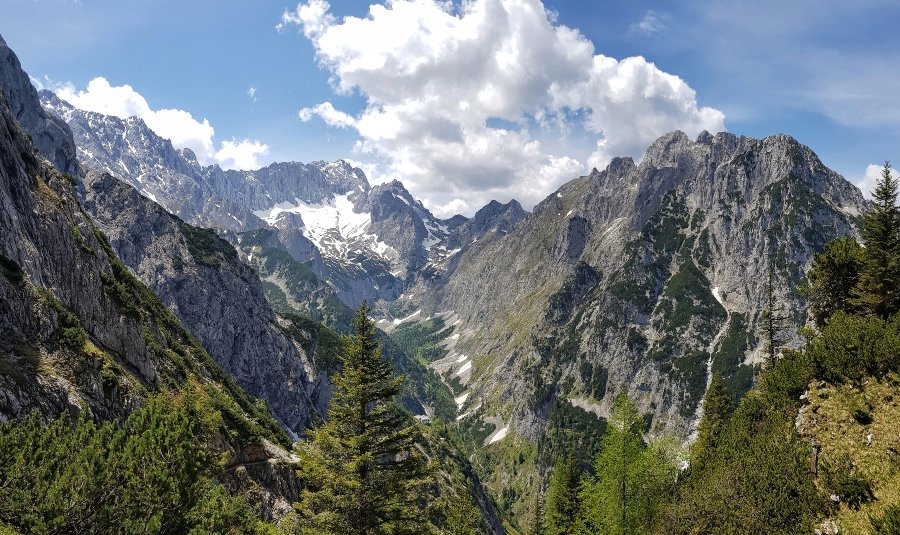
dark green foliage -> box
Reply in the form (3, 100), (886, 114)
(690, 372), (732, 470)
(672, 350), (709, 418)
(0, 400), (266, 534)
(545, 261), (601, 325)
(694, 228), (713, 268)
(664, 390), (822, 534)
(293, 305), (432, 534)
(91, 228), (290, 446)
(579, 361), (608, 401)
(35, 286), (89, 352)
(821, 454), (875, 510)
(391, 317), (452, 364)
(544, 450), (580, 535)
(439, 494), (484, 535)
(710, 313), (757, 402)
(278, 312), (344, 374)
(179, 223), (238, 268)
(801, 237), (864, 327)
(805, 312), (900, 384)
(761, 266), (788, 366)
(648, 259), (726, 393)
(0, 254), (24, 284)
(537, 400), (606, 474)
(529, 488), (544, 535)
(871, 503), (900, 534)
(852, 162), (900, 317)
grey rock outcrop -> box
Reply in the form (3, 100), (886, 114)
(81, 171), (324, 435)
(403, 129), (866, 445)
(0, 35), (76, 174)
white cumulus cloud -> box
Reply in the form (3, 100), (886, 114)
(299, 101), (357, 128)
(281, 0), (724, 217)
(630, 11), (666, 36)
(55, 77), (268, 170)
(856, 163), (900, 200)
(214, 139), (270, 170)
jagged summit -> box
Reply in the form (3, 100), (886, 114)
(0, 41), (76, 174)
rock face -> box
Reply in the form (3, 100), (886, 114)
(0, 35), (306, 521)
(40, 92), (522, 309)
(81, 171), (324, 435)
(0, 37), (77, 175)
(401, 130), (866, 443)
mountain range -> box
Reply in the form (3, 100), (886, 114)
(1, 29), (872, 530)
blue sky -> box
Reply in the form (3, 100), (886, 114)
(2, 0), (900, 216)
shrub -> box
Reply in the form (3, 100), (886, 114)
(821, 455), (875, 510)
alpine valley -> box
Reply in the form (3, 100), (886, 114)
(3, 16), (900, 535)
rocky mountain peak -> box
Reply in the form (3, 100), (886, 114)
(0, 36), (77, 175)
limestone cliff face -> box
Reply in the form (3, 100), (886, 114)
(81, 171), (326, 436)
(401, 130), (865, 443)
(0, 38), (314, 522)
(0, 37), (76, 175)
(0, 91), (150, 423)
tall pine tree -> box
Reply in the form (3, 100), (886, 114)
(761, 266), (787, 366)
(293, 304), (431, 535)
(691, 372), (732, 470)
(801, 236), (864, 327)
(852, 161), (900, 317)
(544, 449), (580, 535)
(528, 484), (544, 535)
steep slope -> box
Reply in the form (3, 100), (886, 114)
(0, 37), (76, 175)
(81, 170), (327, 436)
(400, 131), (865, 446)
(0, 83), (291, 447)
(232, 227), (457, 421)
(40, 91), (490, 309)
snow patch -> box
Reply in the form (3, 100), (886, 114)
(455, 354), (468, 363)
(393, 309), (422, 326)
(454, 393), (469, 407)
(455, 361), (472, 376)
(565, 209), (574, 218)
(711, 286), (724, 307)
(252, 194), (397, 262)
(488, 425), (509, 444)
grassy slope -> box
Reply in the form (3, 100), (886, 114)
(799, 376), (900, 533)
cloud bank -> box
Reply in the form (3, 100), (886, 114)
(56, 77), (269, 170)
(282, 0), (724, 217)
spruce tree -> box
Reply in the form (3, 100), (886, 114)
(293, 304), (431, 535)
(544, 449), (580, 535)
(528, 485), (544, 535)
(691, 372), (732, 470)
(801, 236), (864, 327)
(852, 161), (900, 317)
(761, 266), (787, 366)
